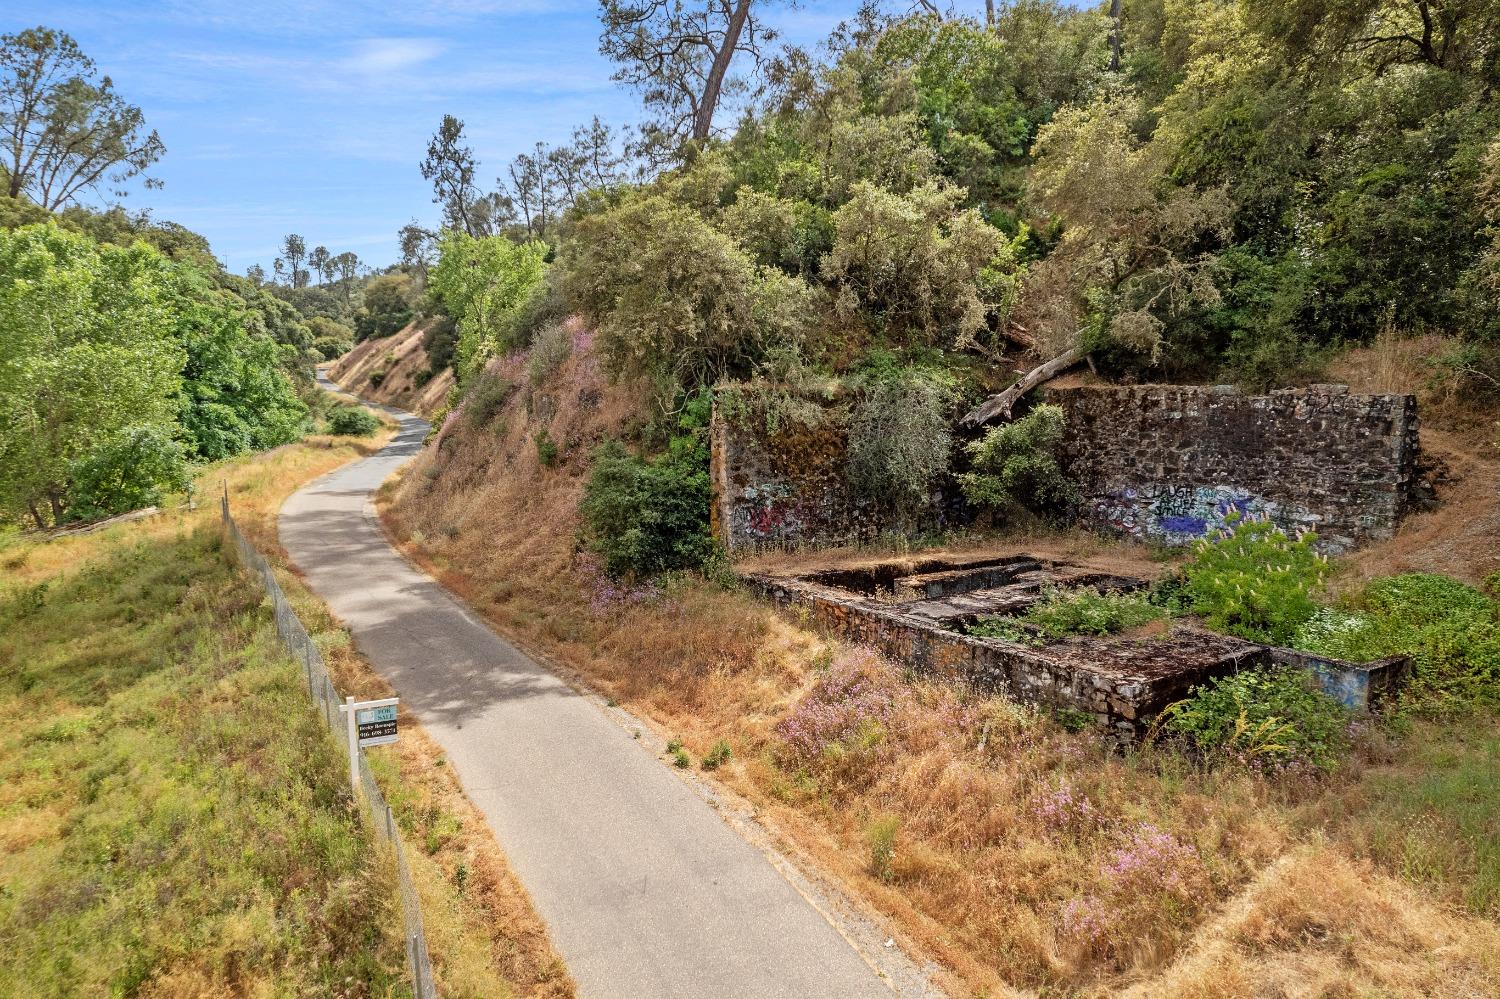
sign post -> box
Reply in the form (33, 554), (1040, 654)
(337, 695), (400, 797)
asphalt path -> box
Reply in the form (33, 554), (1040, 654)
(280, 378), (902, 999)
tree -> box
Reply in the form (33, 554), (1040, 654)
(421, 115), (494, 237)
(246, 263), (266, 286)
(279, 233), (307, 287)
(332, 250), (359, 305)
(398, 222), (434, 274)
(0, 27), (165, 210)
(0, 223), (184, 527)
(308, 244), (331, 285)
(505, 143), (557, 239)
(427, 230), (548, 378)
(354, 272), (414, 342)
(600, 0), (781, 144)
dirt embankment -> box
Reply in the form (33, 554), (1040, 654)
(327, 321), (454, 419)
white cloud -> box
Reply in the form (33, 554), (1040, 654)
(339, 38), (447, 75)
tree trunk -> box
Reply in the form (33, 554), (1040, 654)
(986, 0), (995, 28)
(28, 499), (46, 531)
(960, 346), (1087, 427)
(693, 0), (752, 141)
(1108, 0), (1123, 71)
(47, 489), (66, 527)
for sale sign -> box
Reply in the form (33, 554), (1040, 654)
(356, 704), (398, 747)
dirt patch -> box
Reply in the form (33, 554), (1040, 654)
(328, 321), (455, 419)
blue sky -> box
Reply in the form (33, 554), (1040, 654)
(8, 0), (853, 274)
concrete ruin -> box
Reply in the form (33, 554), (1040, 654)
(746, 553), (1409, 740)
(711, 383), (1421, 555)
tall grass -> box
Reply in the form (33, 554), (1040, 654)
(0, 529), (405, 994)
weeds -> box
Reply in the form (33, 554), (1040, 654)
(969, 586), (1167, 643)
(702, 739), (732, 770)
(867, 816), (901, 881)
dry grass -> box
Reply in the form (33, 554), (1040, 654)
(328, 321), (455, 419)
(381, 338), (1500, 996)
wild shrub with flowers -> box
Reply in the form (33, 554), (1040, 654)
(1058, 821), (1211, 962)
(775, 650), (899, 765)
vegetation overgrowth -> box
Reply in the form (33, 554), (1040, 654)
(385, 343), (1500, 996)
(0, 427), (573, 998)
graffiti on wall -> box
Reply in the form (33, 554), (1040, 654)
(1091, 484), (1314, 545)
(729, 480), (809, 544)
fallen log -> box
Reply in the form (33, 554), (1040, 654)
(960, 346), (1086, 427)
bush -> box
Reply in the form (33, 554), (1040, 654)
(579, 417), (714, 578)
(957, 404), (1076, 516)
(462, 374), (514, 431)
(65, 427), (189, 523)
(1179, 517), (1326, 644)
(327, 405), (380, 436)
(560, 193), (812, 393)
(846, 369), (955, 519)
(534, 428), (559, 467)
(701, 740), (732, 771)
(1162, 667), (1351, 771)
(527, 322), (573, 387)
(1295, 573), (1500, 712)
(971, 587), (1167, 643)
(354, 273), (414, 341)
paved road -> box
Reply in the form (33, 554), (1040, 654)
(281, 380), (900, 999)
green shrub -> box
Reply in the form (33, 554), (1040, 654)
(534, 428), (559, 467)
(462, 374), (514, 430)
(1162, 667), (1351, 771)
(672, 747), (692, 768)
(846, 368), (955, 519)
(1295, 573), (1500, 712)
(368, 369), (387, 388)
(527, 322), (573, 387)
(326, 405), (380, 436)
(579, 412), (714, 578)
(701, 739), (732, 771)
(966, 588), (1164, 642)
(1179, 517), (1326, 644)
(354, 273), (414, 341)
(969, 587), (1167, 644)
(64, 427), (189, 523)
(957, 404), (1076, 516)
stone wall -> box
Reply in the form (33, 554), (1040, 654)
(712, 382), (1420, 554)
(1048, 384), (1420, 553)
(710, 403), (952, 551)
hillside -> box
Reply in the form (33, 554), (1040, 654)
(377, 331), (1500, 997)
(328, 321), (455, 419)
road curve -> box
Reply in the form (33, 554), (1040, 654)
(280, 379), (900, 999)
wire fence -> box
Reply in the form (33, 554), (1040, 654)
(220, 493), (437, 998)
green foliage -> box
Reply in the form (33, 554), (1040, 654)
(823, 181), (1011, 351)
(579, 402), (715, 579)
(561, 193), (812, 393)
(534, 428), (559, 467)
(1179, 517), (1326, 644)
(701, 739), (732, 771)
(427, 230), (547, 381)
(846, 367), (955, 519)
(527, 321), (573, 387)
(306, 316), (355, 360)
(326, 405), (380, 437)
(461, 372), (514, 430)
(0, 530), (405, 992)
(1294, 574), (1500, 713)
(353, 273), (414, 342)
(672, 747), (691, 768)
(971, 587), (1168, 644)
(65, 427), (189, 522)
(867, 815), (901, 881)
(957, 404), (1075, 517)
(1162, 667), (1351, 772)
(0, 223), (184, 527)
